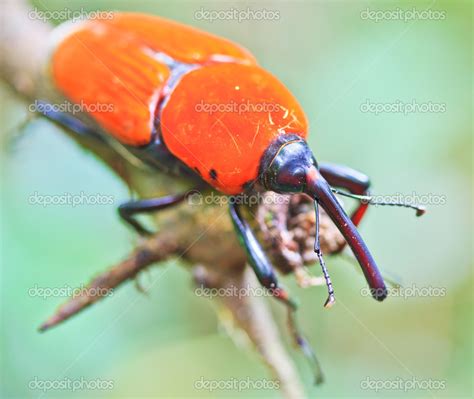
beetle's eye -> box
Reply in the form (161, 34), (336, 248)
(275, 165), (306, 192)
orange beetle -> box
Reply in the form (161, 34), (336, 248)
(43, 12), (424, 381)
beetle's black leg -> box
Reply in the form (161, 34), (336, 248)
(229, 201), (296, 308)
(229, 200), (324, 384)
(319, 162), (425, 224)
(34, 101), (104, 142)
(319, 162), (371, 226)
(119, 192), (190, 236)
(287, 308), (325, 385)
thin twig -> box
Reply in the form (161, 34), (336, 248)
(39, 232), (179, 331)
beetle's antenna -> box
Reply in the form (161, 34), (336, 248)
(314, 200), (335, 308)
(330, 188), (426, 217)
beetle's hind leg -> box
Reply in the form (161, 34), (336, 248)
(118, 192), (191, 236)
(287, 307), (325, 385)
(34, 101), (105, 142)
(229, 200), (324, 384)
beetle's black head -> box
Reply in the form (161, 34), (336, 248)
(260, 135), (317, 194)
(260, 135), (388, 302)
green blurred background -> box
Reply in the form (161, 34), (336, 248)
(1, 0), (472, 397)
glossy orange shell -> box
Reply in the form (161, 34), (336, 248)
(51, 13), (255, 146)
(51, 13), (308, 194)
(161, 63), (308, 194)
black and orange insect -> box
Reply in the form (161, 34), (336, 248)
(39, 12), (425, 381)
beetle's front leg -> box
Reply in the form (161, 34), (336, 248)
(229, 199), (324, 384)
(228, 200), (296, 309)
(319, 162), (371, 226)
(118, 192), (190, 236)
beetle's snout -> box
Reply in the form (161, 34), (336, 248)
(304, 167), (387, 301)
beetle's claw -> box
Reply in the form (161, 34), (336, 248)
(324, 294), (336, 308)
(416, 206), (427, 217)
